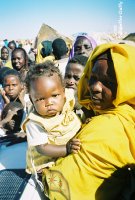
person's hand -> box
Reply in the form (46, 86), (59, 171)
(66, 138), (81, 155)
(7, 119), (15, 130)
(0, 131), (27, 146)
(0, 88), (10, 104)
(18, 88), (25, 106)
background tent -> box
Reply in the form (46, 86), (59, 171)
(35, 23), (72, 47)
(123, 33), (135, 42)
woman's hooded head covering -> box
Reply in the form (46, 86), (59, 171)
(78, 43), (135, 110)
(69, 33), (97, 59)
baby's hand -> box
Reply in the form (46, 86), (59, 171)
(66, 138), (81, 155)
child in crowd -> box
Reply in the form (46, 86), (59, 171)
(22, 61), (81, 176)
(11, 47), (29, 82)
(0, 69), (28, 119)
(0, 46), (12, 68)
(65, 55), (95, 122)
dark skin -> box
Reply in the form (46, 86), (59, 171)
(29, 74), (81, 157)
(0, 107), (23, 133)
(88, 54), (117, 110)
(74, 37), (93, 57)
(1, 47), (9, 60)
(1, 75), (24, 105)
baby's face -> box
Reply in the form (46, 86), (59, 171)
(30, 74), (65, 117)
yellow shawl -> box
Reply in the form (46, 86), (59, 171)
(42, 43), (135, 200)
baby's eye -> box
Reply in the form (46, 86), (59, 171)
(35, 98), (45, 102)
(52, 94), (59, 97)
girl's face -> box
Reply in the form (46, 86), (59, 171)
(74, 37), (93, 57)
(30, 74), (65, 117)
(3, 75), (23, 100)
(12, 51), (25, 71)
(1, 48), (9, 60)
(65, 63), (84, 91)
(88, 57), (117, 110)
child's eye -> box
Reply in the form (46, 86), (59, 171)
(73, 75), (80, 81)
(65, 74), (72, 79)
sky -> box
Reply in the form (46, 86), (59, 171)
(0, 0), (135, 40)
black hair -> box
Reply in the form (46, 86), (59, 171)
(2, 69), (22, 87)
(68, 55), (88, 67)
(40, 40), (52, 58)
(0, 67), (11, 85)
(25, 60), (65, 92)
(52, 38), (68, 59)
(8, 40), (17, 49)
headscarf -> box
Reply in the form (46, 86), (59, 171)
(41, 40), (52, 57)
(78, 43), (135, 110)
(36, 41), (55, 63)
(69, 33), (97, 59)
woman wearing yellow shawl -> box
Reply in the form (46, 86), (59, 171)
(42, 43), (135, 200)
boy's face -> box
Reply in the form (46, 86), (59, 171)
(74, 37), (93, 57)
(3, 75), (22, 100)
(30, 74), (65, 117)
(65, 63), (84, 91)
(88, 55), (117, 110)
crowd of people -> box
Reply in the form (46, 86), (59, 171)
(0, 33), (135, 200)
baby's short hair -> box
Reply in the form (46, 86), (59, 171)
(25, 60), (65, 92)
